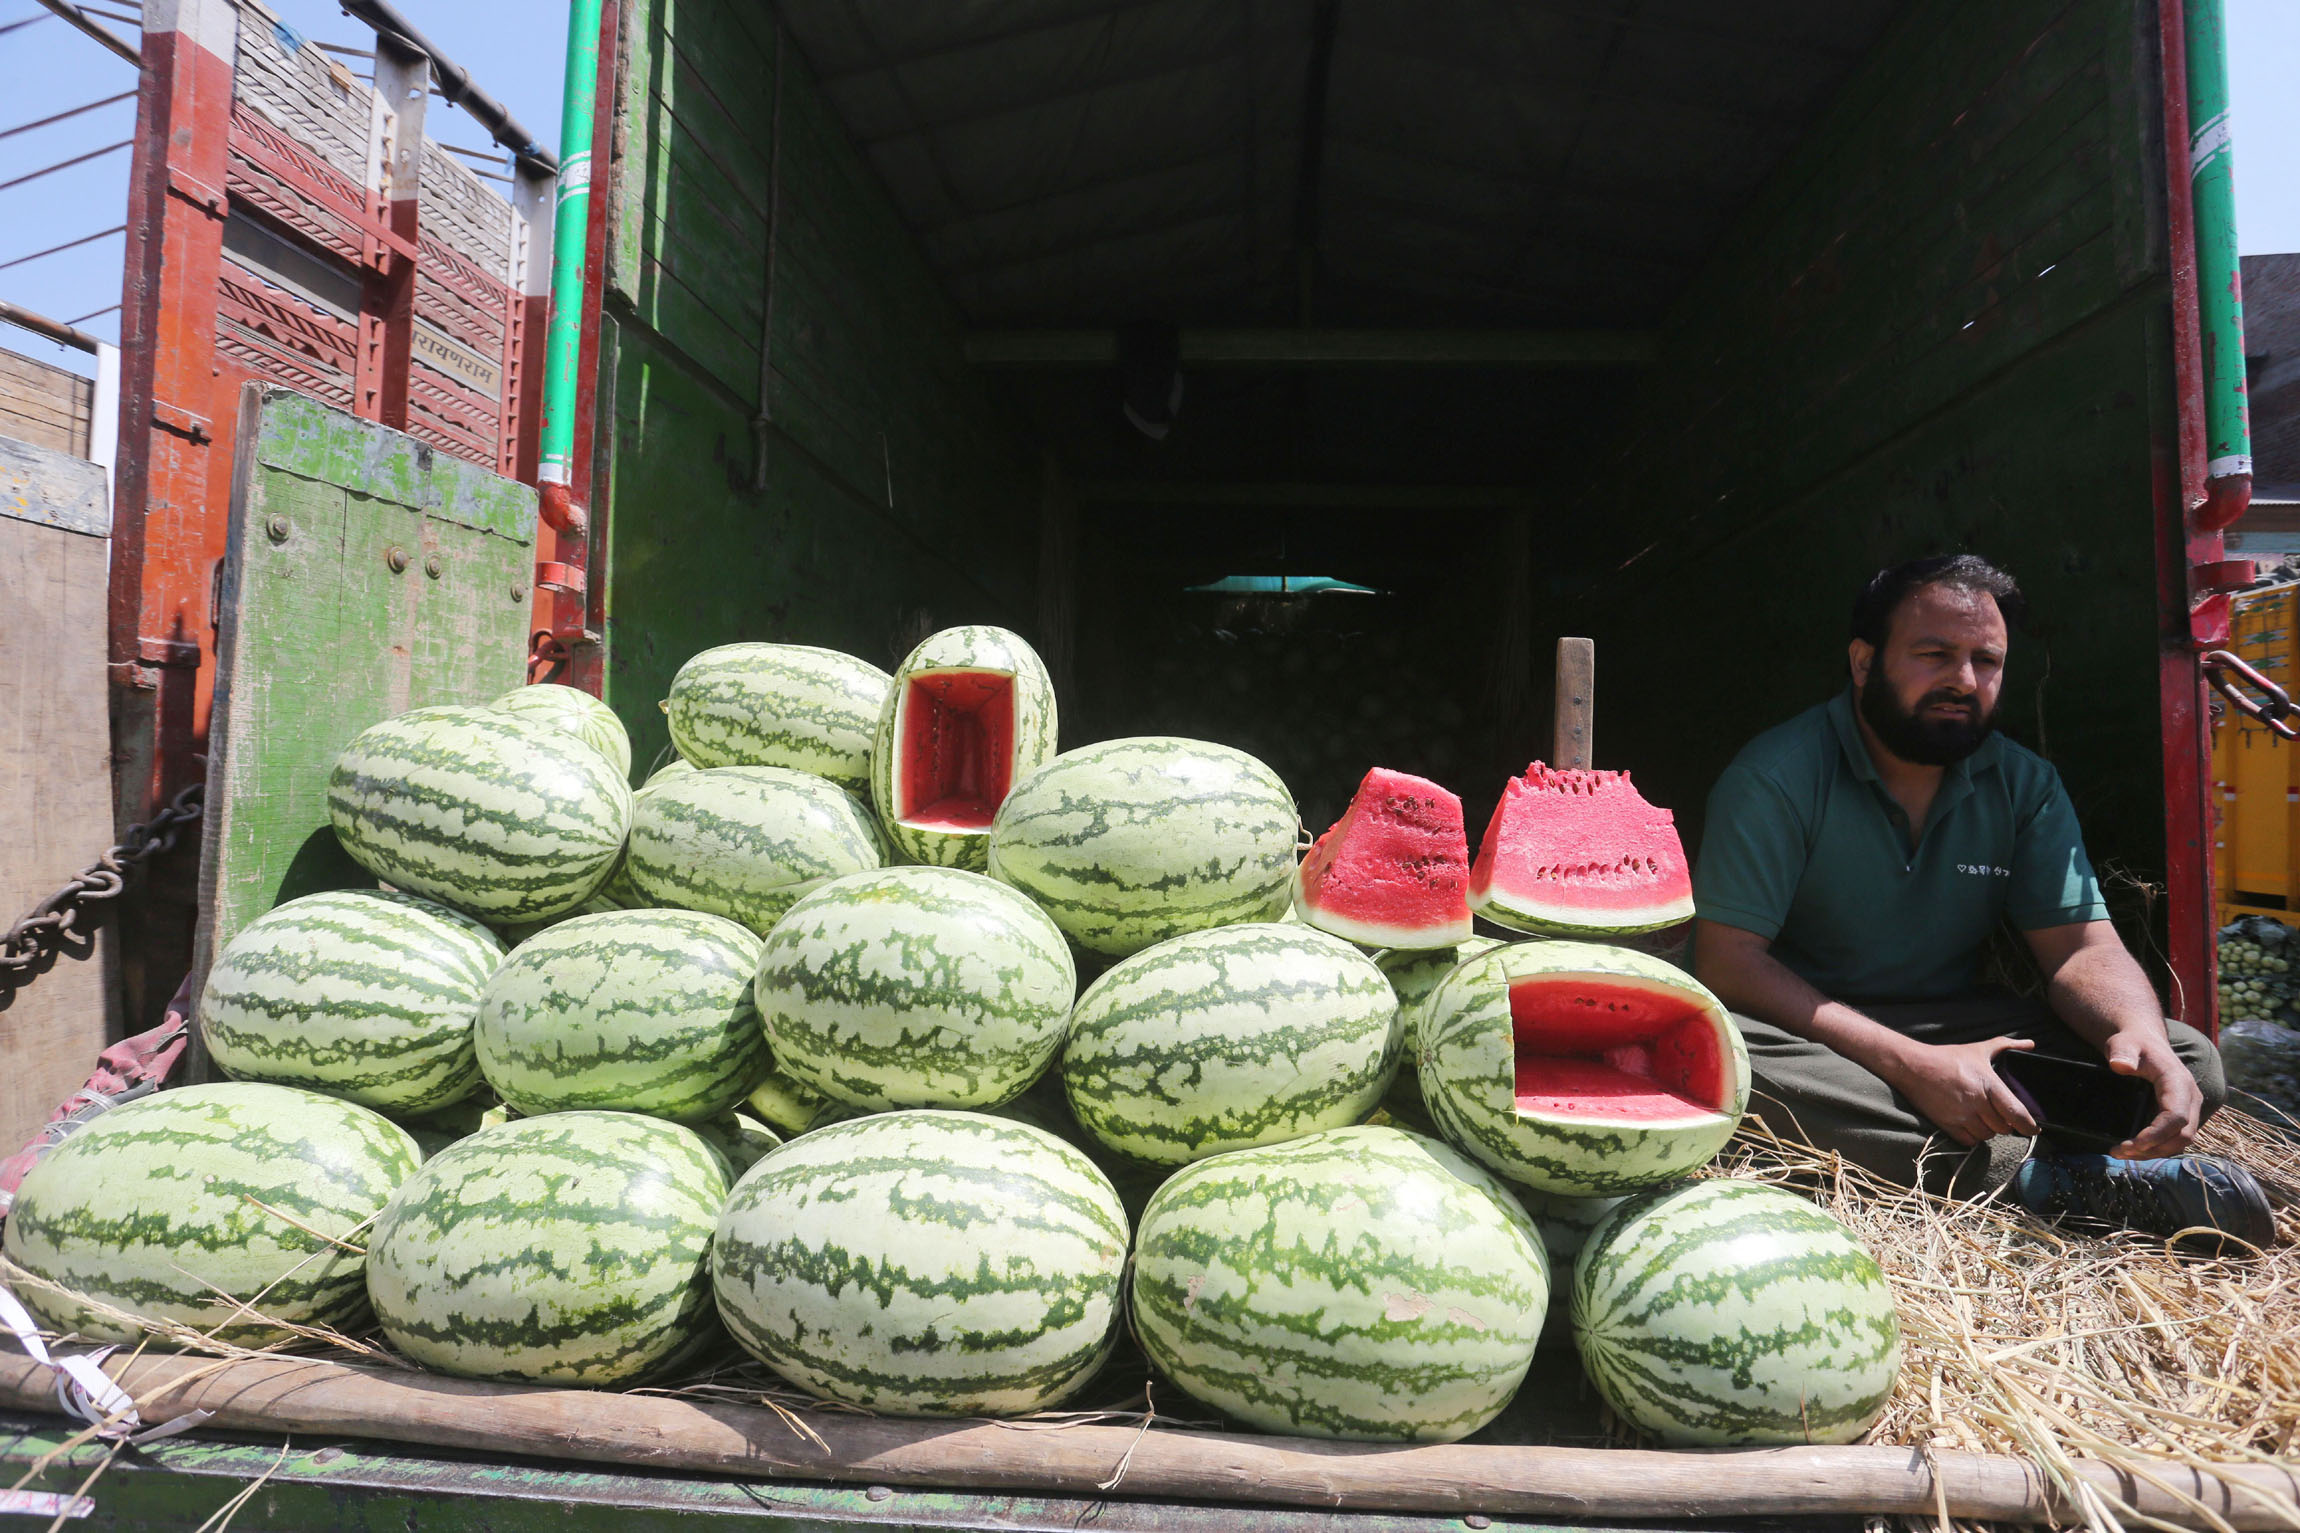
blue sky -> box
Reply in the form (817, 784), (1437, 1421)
(3, 0), (2298, 380)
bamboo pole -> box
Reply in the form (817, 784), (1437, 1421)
(2, 1353), (2294, 1528)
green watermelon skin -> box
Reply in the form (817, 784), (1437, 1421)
(2, 1083), (420, 1346)
(492, 684), (633, 780)
(743, 1066), (858, 1138)
(755, 867), (1076, 1111)
(1378, 937), (1506, 1059)
(1521, 1188), (1626, 1263)
(474, 910), (772, 1123)
(1062, 923), (1400, 1167)
(693, 1111), (783, 1178)
(665, 643), (891, 795)
(1131, 1125), (1549, 1442)
(1572, 1180), (1901, 1445)
(366, 1112), (728, 1386)
(713, 1111), (1129, 1416)
(870, 626), (1058, 870)
(200, 890), (503, 1115)
(626, 766), (884, 935)
(1419, 941), (1748, 1197)
(329, 706), (633, 923)
(987, 737), (1299, 958)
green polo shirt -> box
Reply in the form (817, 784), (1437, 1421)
(1693, 691), (2110, 1001)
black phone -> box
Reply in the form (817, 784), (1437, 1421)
(1992, 1050), (2159, 1152)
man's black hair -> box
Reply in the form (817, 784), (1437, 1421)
(1850, 555), (2025, 648)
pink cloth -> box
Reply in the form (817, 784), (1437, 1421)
(0, 986), (193, 1214)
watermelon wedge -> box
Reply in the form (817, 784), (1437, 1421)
(1467, 764), (1692, 936)
(1295, 767), (1471, 949)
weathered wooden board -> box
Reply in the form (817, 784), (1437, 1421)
(0, 435), (114, 1155)
(193, 385), (536, 1003)
(0, 350), (93, 459)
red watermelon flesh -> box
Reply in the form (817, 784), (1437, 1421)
(1509, 976), (1729, 1124)
(1295, 767), (1471, 949)
(897, 670), (1016, 831)
(1468, 763), (1693, 936)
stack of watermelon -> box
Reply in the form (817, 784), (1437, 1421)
(0, 626), (1900, 1450)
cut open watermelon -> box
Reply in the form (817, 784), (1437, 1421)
(1468, 763), (1693, 936)
(895, 670), (1016, 831)
(1508, 976), (1729, 1125)
(1295, 766), (1471, 949)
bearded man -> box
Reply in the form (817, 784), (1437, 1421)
(1692, 555), (2271, 1245)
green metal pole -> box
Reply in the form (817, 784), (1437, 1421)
(2185, 0), (2252, 523)
(537, 0), (604, 506)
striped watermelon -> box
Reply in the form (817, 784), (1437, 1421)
(492, 683), (633, 780)
(1378, 937), (1505, 1059)
(1522, 1188), (1625, 1263)
(1131, 1125), (1549, 1442)
(626, 765), (884, 935)
(713, 1111), (1129, 1416)
(743, 1066), (857, 1139)
(474, 910), (772, 1123)
(754, 866), (1075, 1111)
(694, 1111), (783, 1177)
(1062, 923), (1399, 1167)
(644, 756), (698, 786)
(988, 738), (1299, 957)
(367, 1112), (729, 1386)
(2, 1083), (420, 1346)
(200, 889), (502, 1115)
(870, 626), (1058, 870)
(394, 1094), (511, 1158)
(664, 643), (891, 794)
(1420, 941), (1748, 1196)
(1572, 1180), (1901, 1445)
(329, 706), (633, 923)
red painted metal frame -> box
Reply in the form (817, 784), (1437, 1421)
(547, 0), (623, 696)
(2154, 0), (2220, 1034)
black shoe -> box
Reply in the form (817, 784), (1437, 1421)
(2010, 1153), (2277, 1252)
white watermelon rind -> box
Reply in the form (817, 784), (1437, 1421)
(870, 627), (1058, 871)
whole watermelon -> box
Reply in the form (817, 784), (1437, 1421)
(754, 866), (1075, 1110)
(329, 706), (632, 923)
(1419, 941), (1748, 1196)
(871, 626), (1058, 870)
(1131, 1125), (1549, 1442)
(199, 889), (503, 1114)
(988, 738), (1297, 957)
(367, 1112), (728, 1386)
(626, 765), (883, 934)
(713, 1111), (1129, 1416)
(2, 1083), (420, 1345)
(1062, 923), (1399, 1166)
(474, 909), (772, 1123)
(492, 683), (632, 780)
(664, 643), (890, 794)
(1572, 1180), (1901, 1445)
(743, 1065), (857, 1139)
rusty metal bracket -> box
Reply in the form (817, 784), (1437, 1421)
(2202, 649), (2299, 739)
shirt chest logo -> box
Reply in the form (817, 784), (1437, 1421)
(1955, 862), (2011, 878)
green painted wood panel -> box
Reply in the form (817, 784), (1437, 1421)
(193, 385), (537, 989)
(1583, 0), (2175, 925)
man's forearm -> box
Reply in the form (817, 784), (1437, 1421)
(2042, 939), (2169, 1053)
(1695, 930), (1917, 1086)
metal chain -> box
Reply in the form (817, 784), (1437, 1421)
(0, 783), (204, 996)
(2202, 650), (2300, 740)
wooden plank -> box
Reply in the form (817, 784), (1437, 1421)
(1553, 638), (1594, 769)
(3, 1353), (2296, 1530)
(0, 436), (106, 536)
(0, 352), (94, 458)
(192, 385), (537, 998)
(0, 445), (113, 1154)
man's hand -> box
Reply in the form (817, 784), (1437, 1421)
(1884, 1035), (2040, 1147)
(2105, 1031), (2203, 1159)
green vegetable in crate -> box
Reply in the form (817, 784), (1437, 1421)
(3, 1083), (419, 1345)
(1062, 923), (1399, 1166)
(625, 765), (883, 935)
(328, 706), (632, 923)
(491, 683), (632, 780)
(988, 737), (1298, 957)
(663, 643), (890, 795)
(1419, 941), (1747, 1196)
(713, 1111), (1129, 1416)
(872, 626), (1058, 869)
(1131, 1125), (1549, 1442)
(367, 1113), (727, 1386)
(1572, 1180), (1900, 1446)
(199, 889), (503, 1114)
(754, 866), (1075, 1111)
(474, 909), (772, 1123)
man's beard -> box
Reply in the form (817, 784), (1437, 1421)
(1859, 670), (1997, 765)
